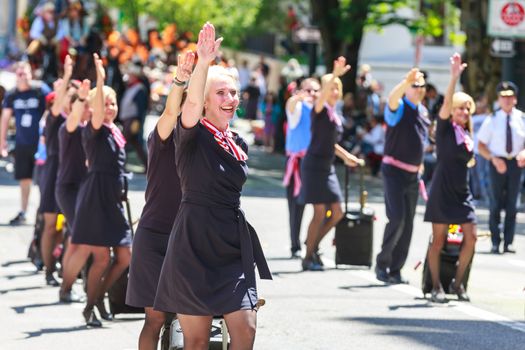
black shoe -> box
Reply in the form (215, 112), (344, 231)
(375, 266), (389, 283)
(388, 271), (408, 284)
(9, 212), (26, 226)
(45, 273), (60, 287)
(312, 251), (324, 267)
(59, 289), (86, 303)
(449, 279), (470, 302)
(490, 245), (500, 254)
(430, 286), (447, 303)
(96, 299), (113, 321)
(302, 258), (323, 271)
(503, 245), (516, 254)
(290, 250), (301, 259)
(83, 306), (102, 327)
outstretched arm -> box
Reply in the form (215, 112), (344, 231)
(91, 53), (105, 130)
(335, 143), (364, 167)
(439, 53), (467, 120)
(387, 68), (422, 111)
(314, 56), (350, 113)
(157, 51), (195, 140)
(67, 79), (90, 133)
(51, 55), (73, 116)
(180, 22), (222, 129)
(0, 108), (13, 157)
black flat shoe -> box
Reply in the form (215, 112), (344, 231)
(449, 279), (470, 302)
(96, 300), (113, 321)
(375, 266), (389, 283)
(503, 245), (516, 254)
(490, 245), (500, 254)
(388, 270), (408, 284)
(83, 306), (102, 327)
(45, 273), (60, 287)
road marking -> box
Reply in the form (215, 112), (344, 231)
(348, 269), (525, 334)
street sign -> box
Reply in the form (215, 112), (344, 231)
(293, 26), (321, 44)
(490, 38), (516, 57)
(488, 0), (525, 38)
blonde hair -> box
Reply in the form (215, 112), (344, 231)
(204, 65), (239, 97)
(452, 91), (475, 134)
(321, 74), (343, 100)
(88, 86), (117, 106)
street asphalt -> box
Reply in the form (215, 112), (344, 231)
(0, 118), (524, 349)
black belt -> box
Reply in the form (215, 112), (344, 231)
(181, 191), (272, 289)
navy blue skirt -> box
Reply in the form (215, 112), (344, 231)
(298, 153), (343, 205)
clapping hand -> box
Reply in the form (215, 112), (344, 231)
(333, 56), (351, 78)
(93, 53), (105, 83)
(196, 22), (223, 65)
(53, 78), (64, 93)
(78, 79), (91, 101)
(176, 51), (196, 83)
(63, 55), (73, 79)
(450, 53), (467, 79)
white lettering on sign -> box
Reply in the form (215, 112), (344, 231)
(488, 0), (525, 38)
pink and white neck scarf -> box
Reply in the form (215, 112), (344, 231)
(200, 118), (248, 161)
(452, 122), (473, 152)
(103, 122), (126, 148)
(325, 103), (342, 126)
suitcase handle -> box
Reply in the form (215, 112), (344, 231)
(344, 165), (367, 214)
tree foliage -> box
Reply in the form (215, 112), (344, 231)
(98, 0), (262, 47)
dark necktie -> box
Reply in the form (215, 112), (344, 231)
(506, 114), (512, 154)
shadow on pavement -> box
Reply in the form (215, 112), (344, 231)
(0, 286), (43, 295)
(4, 270), (39, 280)
(1, 259), (30, 267)
(22, 325), (88, 339)
(338, 284), (391, 291)
(12, 301), (62, 314)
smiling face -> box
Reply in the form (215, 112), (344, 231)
(204, 74), (239, 129)
(405, 76), (426, 105)
(103, 93), (118, 123)
(451, 92), (475, 129)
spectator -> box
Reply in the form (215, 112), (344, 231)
(359, 115), (385, 176)
(261, 92), (280, 152)
(1, 61), (51, 225)
(60, 1), (90, 54)
(238, 59), (250, 91)
(425, 83), (444, 120)
(242, 75), (261, 120)
(470, 94), (490, 203)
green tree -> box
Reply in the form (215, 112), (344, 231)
(98, 0), (262, 48)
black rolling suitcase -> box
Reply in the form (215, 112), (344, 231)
(421, 226), (472, 295)
(108, 177), (144, 315)
(334, 166), (374, 268)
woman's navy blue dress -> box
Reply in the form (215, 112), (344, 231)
(154, 119), (271, 316)
(424, 118), (476, 223)
(127, 126), (182, 308)
(72, 122), (131, 247)
(40, 112), (65, 213)
(299, 106), (343, 204)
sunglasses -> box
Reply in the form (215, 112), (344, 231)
(304, 89), (319, 93)
(411, 84), (426, 89)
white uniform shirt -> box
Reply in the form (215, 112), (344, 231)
(477, 108), (525, 158)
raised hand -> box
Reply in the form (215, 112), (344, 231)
(53, 78), (64, 92)
(450, 52), (467, 79)
(63, 55), (73, 78)
(405, 68), (423, 85)
(78, 79), (91, 100)
(333, 56), (351, 78)
(93, 53), (105, 83)
(176, 51), (196, 82)
(196, 22), (223, 65)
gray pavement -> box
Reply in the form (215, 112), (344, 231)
(1, 139), (525, 349)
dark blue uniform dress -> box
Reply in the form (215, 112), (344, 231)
(55, 123), (87, 231)
(126, 126), (182, 308)
(71, 122), (131, 247)
(154, 119), (271, 316)
(40, 112), (65, 213)
(424, 118), (476, 223)
(299, 105), (343, 204)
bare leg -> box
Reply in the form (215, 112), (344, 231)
(456, 223), (477, 286)
(224, 309), (257, 350)
(177, 314), (213, 350)
(304, 204), (327, 259)
(61, 244), (91, 293)
(86, 247), (111, 306)
(19, 179), (31, 213)
(311, 202), (344, 251)
(41, 212), (59, 277)
(428, 223), (447, 289)
(98, 246), (131, 297)
(138, 307), (166, 350)
(61, 236), (75, 272)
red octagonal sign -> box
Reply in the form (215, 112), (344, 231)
(501, 2), (525, 26)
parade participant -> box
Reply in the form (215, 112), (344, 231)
(375, 67), (429, 284)
(154, 23), (271, 350)
(126, 51), (194, 350)
(478, 81), (525, 254)
(57, 78), (90, 303)
(424, 53), (477, 303)
(39, 55), (78, 287)
(283, 77), (320, 259)
(299, 57), (362, 271)
(1, 62), (51, 225)
(70, 54), (132, 327)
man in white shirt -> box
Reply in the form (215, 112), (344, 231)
(478, 81), (525, 254)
